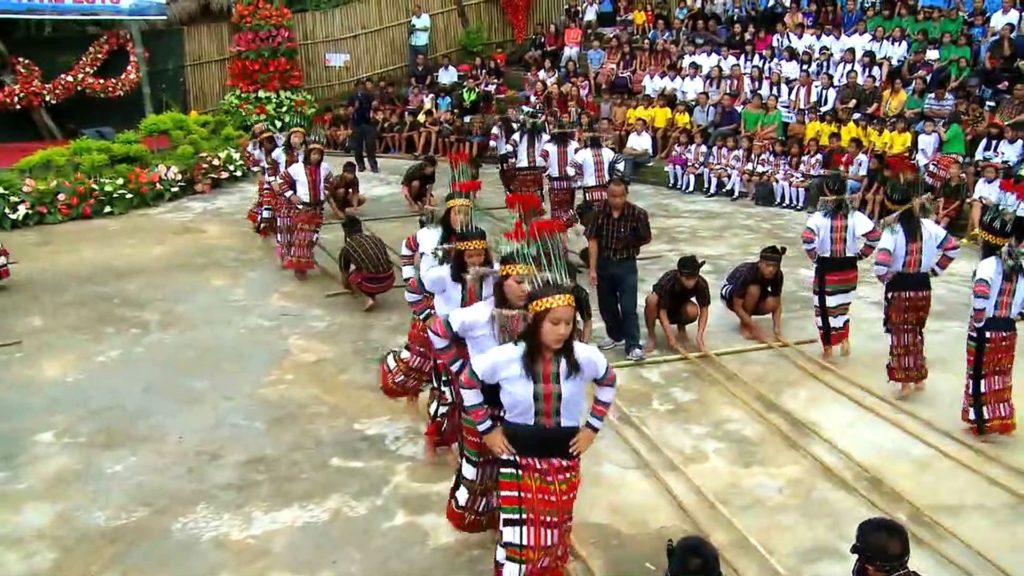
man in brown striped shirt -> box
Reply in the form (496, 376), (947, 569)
(339, 215), (395, 312)
(584, 178), (652, 360)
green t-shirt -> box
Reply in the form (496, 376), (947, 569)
(900, 16), (917, 32)
(911, 39), (929, 54)
(907, 19), (929, 37)
(941, 122), (966, 155)
(762, 109), (784, 138)
(922, 20), (941, 41)
(741, 108), (765, 133)
(940, 16), (962, 36)
(950, 45), (971, 63)
(939, 44), (957, 63)
(906, 94), (924, 112)
(867, 15), (885, 34)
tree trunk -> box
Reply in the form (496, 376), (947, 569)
(0, 37), (62, 141)
(454, 0), (469, 28)
(128, 24), (154, 116)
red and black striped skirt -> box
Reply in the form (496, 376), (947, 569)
(962, 318), (1017, 436)
(883, 272), (932, 384)
(349, 268), (396, 297)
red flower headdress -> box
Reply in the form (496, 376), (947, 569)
(884, 155), (916, 176)
(1000, 178), (1024, 201)
(505, 192), (544, 218)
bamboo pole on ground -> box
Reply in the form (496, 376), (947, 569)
(609, 338), (817, 369)
(0, 339), (23, 348)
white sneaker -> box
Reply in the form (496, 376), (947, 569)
(627, 348), (646, 361)
(598, 338), (624, 350)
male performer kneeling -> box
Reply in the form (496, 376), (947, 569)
(644, 255), (711, 353)
(720, 245), (786, 341)
(339, 215), (396, 312)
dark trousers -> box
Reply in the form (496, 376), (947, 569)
(596, 257), (640, 352)
(351, 124), (379, 171)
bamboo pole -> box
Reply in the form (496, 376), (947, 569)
(0, 339), (23, 348)
(128, 24), (154, 117)
(609, 338), (817, 369)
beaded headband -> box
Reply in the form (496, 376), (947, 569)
(455, 239), (488, 251)
(446, 198), (474, 208)
(499, 263), (534, 276)
(307, 143), (325, 152)
(979, 229), (1010, 247)
(527, 293), (576, 314)
(289, 127), (307, 136)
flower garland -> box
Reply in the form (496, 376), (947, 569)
(500, 0), (533, 43)
(0, 31), (142, 112)
(222, 0), (314, 130)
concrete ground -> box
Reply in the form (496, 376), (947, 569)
(0, 157), (1021, 576)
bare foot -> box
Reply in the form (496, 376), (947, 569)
(740, 326), (756, 340)
(840, 340), (851, 357)
(446, 450), (458, 470)
(893, 383), (912, 400)
(294, 270), (308, 281)
(822, 346), (833, 360)
(363, 297), (377, 312)
(644, 337), (656, 353)
(913, 380), (926, 391)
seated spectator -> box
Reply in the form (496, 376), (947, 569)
(622, 118), (654, 179)
(435, 55), (459, 89)
(409, 53), (433, 94)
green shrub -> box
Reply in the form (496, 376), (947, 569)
(459, 24), (488, 57)
(114, 131), (142, 145)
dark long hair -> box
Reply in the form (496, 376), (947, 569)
(494, 254), (526, 311)
(897, 207), (922, 247)
(519, 284), (581, 382)
(438, 206), (459, 247)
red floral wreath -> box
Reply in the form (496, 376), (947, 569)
(0, 31), (142, 112)
(500, 0), (533, 43)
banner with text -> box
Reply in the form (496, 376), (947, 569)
(0, 0), (167, 20)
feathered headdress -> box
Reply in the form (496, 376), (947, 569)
(505, 192), (545, 221)
(884, 155), (916, 177)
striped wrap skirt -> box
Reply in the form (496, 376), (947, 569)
(425, 359), (464, 452)
(275, 196), (294, 262)
(349, 268), (396, 297)
(962, 317), (1017, 436)
(924, 153), (962, 187)
(883, 272), (932, 384)
(548, 177), (578, 228)
(446, 397), (503, 533)
(379, 316), (434, 399)
(510, 168), (546, 199)
(813, 256), (859, 347)
(495, 454), (581, 576)
(282, 204), (321, 272)
(582, 184), (608, 205)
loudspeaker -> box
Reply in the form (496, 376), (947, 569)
(79, 126), (116, 141)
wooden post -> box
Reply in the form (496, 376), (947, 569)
(0, 38), (62, 140)
(128, 23), (154, 116)
(454, 0), (470, 28)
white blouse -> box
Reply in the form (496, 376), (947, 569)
(873, 219), (960, 279)
(972, 255), (1024, 323)
(461, 341), (617, 434)
(802, 210), (879, 259)
(422, 263), (496, 318)
(283, 163), (332, 204)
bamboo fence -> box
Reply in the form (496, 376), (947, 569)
(182, 0), (563, 112)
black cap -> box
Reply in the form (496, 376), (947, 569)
(677, 255), (705, 277)
(850, 517), (912, 572)
(667, 536), (722, 576)
(759, 245), (787, 263)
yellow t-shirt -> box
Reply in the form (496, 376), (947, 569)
(804, 120), (821, 145)
(888, 130), (912, 155)
(625, 107), (639, 126)
(651, 106), (672, 129)
(840, 121), (865, 148)
(868, 127), (888, 152)
(818, 122), (839, 147)
(633, 9), (646, 24)
(673, 111), (691, 130)
(634, 105), (654, 125)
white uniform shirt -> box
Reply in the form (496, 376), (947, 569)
(625, 130), (653, 156)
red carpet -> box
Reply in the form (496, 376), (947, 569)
(0, 135), (172, 169)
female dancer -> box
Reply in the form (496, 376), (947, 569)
(963, 233), (1021, 437)
(429, 252), (532, 533)
(380, 190), (474, 400)
(459, 282), (618, 576)
(873, 178), (960, 399)
(247, 131), (280, 237)
(801, 171), (881, 359)
(272, 127), (308, 264)
(0, 242), (10, 282)
(279, 143), (332, 280)
(505, 118), (550, 200)
(422, 227), (496, 453)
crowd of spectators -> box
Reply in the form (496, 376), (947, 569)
(323, 0), (1024, 230)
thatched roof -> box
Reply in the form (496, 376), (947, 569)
(166, 0), (235, 25)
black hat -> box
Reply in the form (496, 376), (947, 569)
(677, 255), (705, 277)
(850, 517), (912, 573)
(759, 245), (787, 264)
(666, 536), (722, 576)
(979, 206), (1017, 257)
